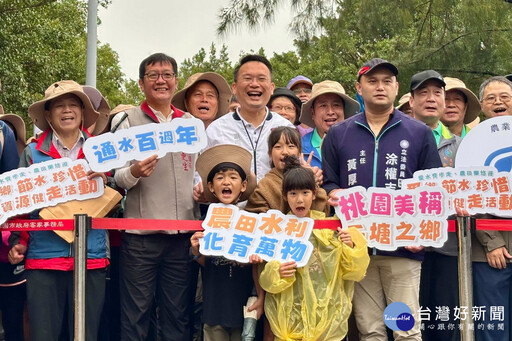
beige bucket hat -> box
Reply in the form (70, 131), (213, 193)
(299, 80), (360, 128)
(172, 72), (232, 118)
(82, 85), (111, 136)
(444, 77), (480, 124)
(92, 104), (135, 135)
(0, 113), (26, 155)
(396, 93), (411, 111)
(28, 80), (99, 132)
(196, 144), (257, 203)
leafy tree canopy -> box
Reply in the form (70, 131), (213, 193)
(217, 0), (512, 97)
(0, 0), (142, 135)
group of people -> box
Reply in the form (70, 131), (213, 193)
(0, 51), (511, 341)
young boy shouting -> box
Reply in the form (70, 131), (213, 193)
(191, 144), (260, 341)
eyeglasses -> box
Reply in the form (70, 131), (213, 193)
(271, 105), (296, 113)
(293, 88), (312, 95)
(482, 93), (512, 104)
(239, 76), (270, 84)
(144, 72), (176, 81)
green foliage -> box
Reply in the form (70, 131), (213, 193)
(217, 0), (336, 39)
(218, 0), (512, 98)
(0, 0), (139, 137)
(180, 43), (235, 87)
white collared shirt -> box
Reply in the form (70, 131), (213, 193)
(51, 133), (84, 161)
(205, 108), (294, 182)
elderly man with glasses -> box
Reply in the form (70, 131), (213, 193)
(479, 76), (512, 118)
(470, 75), (512, 341)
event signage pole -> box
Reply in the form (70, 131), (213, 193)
(85, 0), (98, 87)
(74, 214), (89, 341)
(457, 215), (474, 340)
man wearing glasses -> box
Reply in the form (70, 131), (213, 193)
(471, 75), (512, 341)
(112, 53), (200, 340)
(287, 75), (313, 103)
(204, 54), (293, 183)
(287, 75), (315, 135)
(479, 76), (512, 118)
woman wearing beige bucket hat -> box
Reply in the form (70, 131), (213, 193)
(82, 85), (111, 136)
(0, 113), (26, 155)
(440, 77), (481, 138)
(9, 80), (109, 340)
(172, 72), (232, 128)
(299, 80), (360, 169)
(396, 93), (413, 117)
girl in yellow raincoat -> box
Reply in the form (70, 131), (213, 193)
(259, 156), (370, 340)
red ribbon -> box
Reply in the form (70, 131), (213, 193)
(1, 218), (511, 232)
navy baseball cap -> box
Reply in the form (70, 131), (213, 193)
(357, 58), (398, 80)
(410, 70), (446, 92)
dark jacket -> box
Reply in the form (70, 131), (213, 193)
(322, 109), (442, 261)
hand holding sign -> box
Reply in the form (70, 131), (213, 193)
(130, 154), (159, 178)
(84, 118), (207, 173)
(337, 227), (354, 248)
(279, 261), (297, 278)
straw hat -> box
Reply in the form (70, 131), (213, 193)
(28, 80), (99, 131)
(396, 93), (411, 110)
(196, 144), (257, 203)
(299, 80), (360, 128)
(444, 77), (480, 124)
(172, 72), (231, 118)
(92, 104), (135, 135)
(0, 113), (26, 155)
(82, 86), (111, 136)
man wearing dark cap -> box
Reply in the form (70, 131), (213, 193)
(409, 70), (460, 167)
(322, 58), (441, 340)
(409, 70), (461, 341)
(410, 70), (446, 126)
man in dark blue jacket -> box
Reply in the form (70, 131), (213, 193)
(322, 58), (442, 341)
